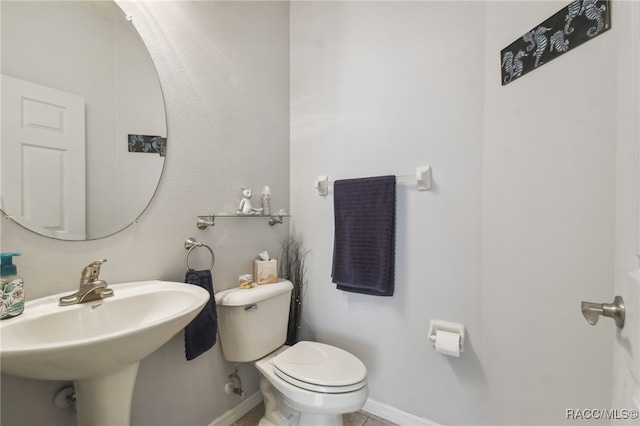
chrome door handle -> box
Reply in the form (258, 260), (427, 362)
(581, 296), (625, 329)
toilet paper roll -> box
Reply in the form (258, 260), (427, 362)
(435, 330), (460, 357)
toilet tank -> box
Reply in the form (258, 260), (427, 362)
(214, 280), (293, 362)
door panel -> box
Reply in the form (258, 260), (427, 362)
(1, 74), (86, 239)
(612, 1), (640, 421)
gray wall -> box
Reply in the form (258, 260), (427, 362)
(0, 1), (290, 425)
(290, 2), (486, 424)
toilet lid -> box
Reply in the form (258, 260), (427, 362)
(272, 341), (367, 393)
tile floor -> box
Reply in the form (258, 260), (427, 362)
(230, 402), (399, 426)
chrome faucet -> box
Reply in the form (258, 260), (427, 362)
(59, 259), (114, 306)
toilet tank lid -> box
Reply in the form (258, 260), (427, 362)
(215, 279), (293, 306)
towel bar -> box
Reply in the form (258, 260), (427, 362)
(314, 165), (431, 196)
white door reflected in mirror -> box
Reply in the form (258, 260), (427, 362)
(2, 75), (87, 240)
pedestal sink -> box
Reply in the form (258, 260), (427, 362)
(0, 280), (210, 426)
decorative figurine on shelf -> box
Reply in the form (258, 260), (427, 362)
(237, 188), (263, 215)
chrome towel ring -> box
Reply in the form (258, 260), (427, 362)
(184, 237), (215, 271)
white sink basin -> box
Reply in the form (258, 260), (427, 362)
(0, 280), (210, 425)
(0, 280), (209, 380)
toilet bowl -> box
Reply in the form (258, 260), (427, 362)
(255, 342), (368, 426)
(214, 280), (368, 426)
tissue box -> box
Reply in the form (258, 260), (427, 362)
(253, 259), (278, 284)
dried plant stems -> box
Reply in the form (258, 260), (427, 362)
(278, 234), (309, 345)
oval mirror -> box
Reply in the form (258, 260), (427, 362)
(1, 0), (166, 240)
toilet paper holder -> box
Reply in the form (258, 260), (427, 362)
(428, 320), (465, 353)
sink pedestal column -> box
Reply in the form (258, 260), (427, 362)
(74, 362), (140, 426)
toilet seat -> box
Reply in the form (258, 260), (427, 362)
(272, 341), (367, 394)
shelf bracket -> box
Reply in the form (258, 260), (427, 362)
(197, 216), (215, 230)
(268, 216), (284, 226)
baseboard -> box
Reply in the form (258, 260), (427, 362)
(362, 398), (441, 426)
(208, 392), (438, 426)
(209, 391), (263, 426)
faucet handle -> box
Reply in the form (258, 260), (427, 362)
(81, 259), (108, 283)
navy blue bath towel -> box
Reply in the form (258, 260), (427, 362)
(331, 175), (396, 296)
(184, 269), (217, 360)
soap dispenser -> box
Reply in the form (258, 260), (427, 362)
(0, 253), (24, 319)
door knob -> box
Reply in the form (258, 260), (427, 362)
(581, 296), (625, 329)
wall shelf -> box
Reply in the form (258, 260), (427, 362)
(197, 213), (291, 229)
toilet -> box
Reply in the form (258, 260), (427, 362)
(214, 280), (368, 426)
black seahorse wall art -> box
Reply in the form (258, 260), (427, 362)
(128, 134), (167, 156)
(500, 0), (610, 86)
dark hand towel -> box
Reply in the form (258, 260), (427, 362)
(184, 269), (217, 360)
(331, 175), (396, 296)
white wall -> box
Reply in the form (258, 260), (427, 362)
(0, 1), (290, 425)
(290, 1), (615, 425)
(290, 2), (486, 424)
